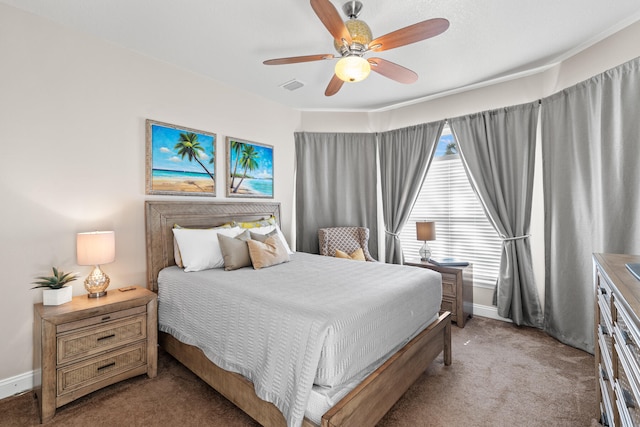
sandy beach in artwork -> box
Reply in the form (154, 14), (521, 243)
(152, 177), (214, 193)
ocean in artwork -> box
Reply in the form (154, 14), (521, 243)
(152, 169), (211, 180)
(239, 178), (273, 196)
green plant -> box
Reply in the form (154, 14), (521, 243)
(32, 267), (78, 290)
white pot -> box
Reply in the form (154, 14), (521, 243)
(43, 286), (73, 306)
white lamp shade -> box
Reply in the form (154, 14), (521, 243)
(77, 231), (115, 266)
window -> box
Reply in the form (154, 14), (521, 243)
(399, 126), (502, 289)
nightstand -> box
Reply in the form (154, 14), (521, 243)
(405, 259), (473, 327)
(33, 286), (157, 423)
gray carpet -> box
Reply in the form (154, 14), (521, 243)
(0, 317), (597, 427)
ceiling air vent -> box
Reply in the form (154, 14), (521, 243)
(280, 79), (304, 91)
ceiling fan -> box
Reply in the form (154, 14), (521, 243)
(263, 0), (449, 96)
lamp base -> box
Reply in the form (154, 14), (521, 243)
(419, 241), (432, 262)
(87, 290), (107, 298)
(84, 265), (110, 298)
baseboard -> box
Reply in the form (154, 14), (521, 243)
(473, 303), (513, 323)
(0, 370), (33, 400)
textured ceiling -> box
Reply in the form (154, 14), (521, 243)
(4, 0), (640, 112)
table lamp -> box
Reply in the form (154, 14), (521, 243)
(416, 221), (435, 261)
(77, 231), (115, 298)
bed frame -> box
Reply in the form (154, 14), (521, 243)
(145, 200), (452, 427)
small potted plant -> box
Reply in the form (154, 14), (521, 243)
(32, 267), (78, 306)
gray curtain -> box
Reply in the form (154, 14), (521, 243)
(541, 57), (640, 352)
(379, 122), (444, 264)
(295, 132), (378, 257)
(449, 102), (543, 328)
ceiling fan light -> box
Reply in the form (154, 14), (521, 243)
(335, 56), (371, 83)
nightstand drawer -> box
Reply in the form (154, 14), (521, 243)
(57, 306), (146, 333)
(440, 298), (456, 322)
(441, 273), (457, 298)
(57, 342), (147, 397)
(57, 314), (147, 365)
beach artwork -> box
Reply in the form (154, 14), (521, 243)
(226, 137), (274, 198)
(145, 120), (216, 196)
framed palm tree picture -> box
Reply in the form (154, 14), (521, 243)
(226, 137), (274, 198)
(145, 119), (216, 196)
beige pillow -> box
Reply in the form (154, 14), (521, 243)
(246, 235), (290, 269)
(249, 229), (277, 243)
(217, 230), (251, 271)
(335, 248), (366, 261)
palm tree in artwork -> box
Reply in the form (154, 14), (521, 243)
(174, 132), (215, 181)
(229, 140), (245, 189)
(233, 144), (259, 193)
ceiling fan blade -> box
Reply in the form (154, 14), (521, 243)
(263, 54), (335, 65)
(325, 74), (344, 96)
(368, 58), (418, 84)
(369, 18), (449, 52)
(310, 0), (352, 44)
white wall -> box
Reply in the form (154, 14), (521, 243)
(3, 1), (640, 399)
(0, 4), (300, 396)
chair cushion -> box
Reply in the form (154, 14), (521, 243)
(335, 248), (366, 261)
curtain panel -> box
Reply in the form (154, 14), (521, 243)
(541, 57), (640, 352)
(378, 121), (444, 264)
(450, 102), (543, 327)
(294, 132), (378, 258)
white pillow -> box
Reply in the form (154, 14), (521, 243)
(247, 224), (294, 255)
(172, 226), (241, 272)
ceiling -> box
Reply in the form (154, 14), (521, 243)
(4, 0), (640, 112)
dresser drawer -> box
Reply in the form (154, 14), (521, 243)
(441, 273), (457, 297)
(599, 365), (615, 427)
(57, 314), (147, 365)
(598, 288), (614, 330)
(56, 342), (147, 397)
(599, 325), (614, 383)
(615, 301), (640, 385)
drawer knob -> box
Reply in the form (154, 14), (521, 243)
(101, 316), (111, 321)
(97, 334), (116, 342)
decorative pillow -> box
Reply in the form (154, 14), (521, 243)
(335, 248), (366, 261)
(217, 230), (252, 271)
(248, 225), (294, 255)
(234, 216), (277, 229)
(172, 226), (240, 272)
(172, 223), (234, 267)
(249, 229), (278, 243)
(246, 235), (290, 269)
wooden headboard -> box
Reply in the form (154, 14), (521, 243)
(145, 200), (281, 291)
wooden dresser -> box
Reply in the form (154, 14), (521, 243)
(405, 259), (473, 327)
(34, 286), (157, 423)
(594, 253), (640, 426)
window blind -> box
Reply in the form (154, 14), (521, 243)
(399, 133), (502, 289)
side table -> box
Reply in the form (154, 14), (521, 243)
(405, 259), (473, 327)
(33, 286), (157, 422)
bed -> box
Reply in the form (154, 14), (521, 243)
(145, 200), (451, 427)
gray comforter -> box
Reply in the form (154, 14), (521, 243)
(158, 252), (441, 427)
